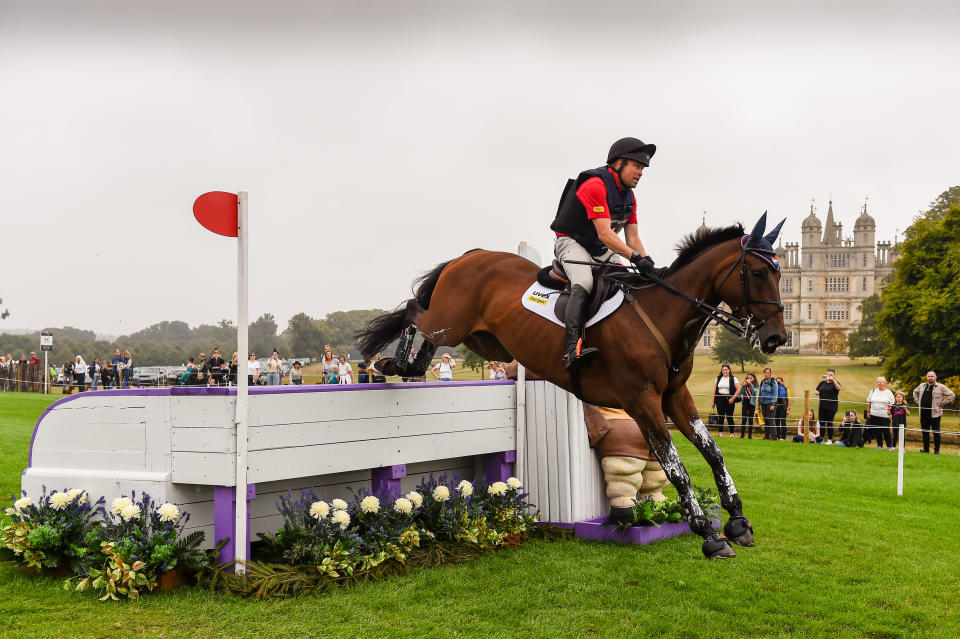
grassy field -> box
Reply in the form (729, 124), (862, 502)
(1, 362), (958, 638)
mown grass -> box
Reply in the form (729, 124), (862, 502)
(1, 370), (958, 638)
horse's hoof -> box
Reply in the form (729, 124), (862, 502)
(702, 532), (736, 559)
(377, 359), (402, 377)
(724, 516), (755, 547)
(608, 506), (635, 525)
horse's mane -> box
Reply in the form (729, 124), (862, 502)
(666, 224), (745, 274)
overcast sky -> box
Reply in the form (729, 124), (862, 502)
(2, 1), (958, 337)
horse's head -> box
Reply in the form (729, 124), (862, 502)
(715, 213), (788, 354)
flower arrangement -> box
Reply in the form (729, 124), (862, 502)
(621, 485), (723, 529)
(0, 487), (103, 574)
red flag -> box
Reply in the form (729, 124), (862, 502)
(193, 191), (239, 237)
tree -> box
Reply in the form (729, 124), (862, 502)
(322, 309), (387, 356)
(847, 295), (884, 358)
(283, 313), (330, 359)
(455, 344), (487, 374)
(0, 294), (8, 320)
(876, 189), (960, 383)
(711, 328), (769, 372)
(248, 313), (280, 356)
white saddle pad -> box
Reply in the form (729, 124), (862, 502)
(520, 282), (624, 328)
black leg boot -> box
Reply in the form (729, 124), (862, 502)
(561, 284), (599, 371)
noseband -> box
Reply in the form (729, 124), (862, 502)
(713, 237), (785, 343)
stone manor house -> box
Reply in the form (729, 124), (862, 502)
(698, 199), (899, 355)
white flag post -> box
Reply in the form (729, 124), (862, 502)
(235, 191), (249, 572)
(897, 421), (905, 496)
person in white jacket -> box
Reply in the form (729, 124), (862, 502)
(866, 377), (896, 450)
(74, 355), (88, 392)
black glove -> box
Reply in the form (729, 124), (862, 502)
(630, 252), (654, 274)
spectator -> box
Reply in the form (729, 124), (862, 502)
(912, 371), (956, 454)
(122, 350), (133, 388)
(180, 358), (198, 386)
(356, 360), (369, 383)
(815, 368), (842, 445)
(711, 364), (741, 437)
(835, 410), (864, 447)
(228, 352), (239, 386)
(100, 361), (114, 390)
(320, 345), (336, 384)
(28, 351), (41, 366)
(775, 377), (790, 440)
(431, 353), (456, 382)
(196, 353), (209, 385)
(328, 363), (340, 384)
(337, 355), (353, 384)
(496, 362), (507, 380)
(866, 376), (896, 451)
(247, 352), (260, 386)
(74, 355), (87, 392)
(489, 361), (500, 380)
(792, 409), (822, 443)
(111, 349), (124, 388)
(732, 372), (758, 438)
(757, 367), (779, 440)
(48, 363), (57, 387)
(265, 352), (283, 386)
(289, 361), (304, 385)
(88, 357), (101, 391)
(369, 353), (386, 383)
(890, 391), (910, 450)
(62, 360), (74, 394)
(209, 348), (226, 386)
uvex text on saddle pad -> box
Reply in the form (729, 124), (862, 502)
(520, 282), (624, 328)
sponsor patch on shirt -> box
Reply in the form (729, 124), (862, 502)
(592, 206), (605, 213)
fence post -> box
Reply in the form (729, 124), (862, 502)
(803, 390), (810, 442)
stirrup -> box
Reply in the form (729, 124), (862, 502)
(563, 338), (599, 371)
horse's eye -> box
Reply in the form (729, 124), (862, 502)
(751, 270), (764, 278)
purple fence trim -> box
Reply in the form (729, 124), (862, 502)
(573, 518), (720, 546)
(371, 465), (407, 499)
(214, 484), (256, 565)
(483, 450), (516, 483)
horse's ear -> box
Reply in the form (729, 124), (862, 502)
(747, 211), (768, 244)
(764, 218), (786, 244)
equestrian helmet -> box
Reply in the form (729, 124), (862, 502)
(607, 137), (657, 167)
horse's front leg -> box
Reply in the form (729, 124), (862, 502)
(623, 390), (736, 559)
(663, 385), (755, 547)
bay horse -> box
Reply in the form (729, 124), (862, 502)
(357, 214), (788, 558)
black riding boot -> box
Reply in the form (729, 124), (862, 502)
(562, 285), (599, 371)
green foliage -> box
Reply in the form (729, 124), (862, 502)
(620, 485), (722, 529)
(455, 344), (487, 373)
(711, 328), (770, 372)
(72, 542), (155, 601)
(0, 294), (8, 320)
(848, 295), (884, 359)
(877, 190), (960, 383)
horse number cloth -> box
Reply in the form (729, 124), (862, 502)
(520, 281), (624, 328)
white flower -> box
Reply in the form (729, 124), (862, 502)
(457, 480), (474, 497)
(360, 496), (380, 513)
(120, 503), (142, 521)
(331, 498), (348, 511)
(14, 497), (32, 511)
(488, 482), (508, 496)
(393, 498), (412, 514)
(156, 503), (180, 522)
(432, 485), (450, 502)
(506, 477), (522, 490)
(67, 488), (87, 505)
(309, 501), (330, 520)
(50, 492), (72, 510)
(332, 509), (351, 530)
(4, 507), (15, 515)
(405, 491), (423, 508)
(111, 497), (132, 514)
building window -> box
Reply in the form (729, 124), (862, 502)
(703, 333), (711, 347)
(807, 254), (814, 268)
(782, 278), (794, 294)
(807, 304), (812, 320)
(784, 305), (793, 321)
(784, 331), (794, 348)
(863, 255), (868, 267)
(827, 254), (849, 268)
(862, 276), (868, 292)
(825, 277), (850, 293)
(807, 279), (814, 292)
(826, 303), (849, 321)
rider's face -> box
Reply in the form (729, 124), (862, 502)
(615, 159), (645, 188)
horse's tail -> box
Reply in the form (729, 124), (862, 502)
(356, 258), (456, 359)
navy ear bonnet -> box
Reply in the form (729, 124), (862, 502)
(741, 211), (785, 271)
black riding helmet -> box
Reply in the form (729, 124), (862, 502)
(606, 137), (657, 167)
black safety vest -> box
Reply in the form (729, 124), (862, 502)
(550, 166), (636, 256)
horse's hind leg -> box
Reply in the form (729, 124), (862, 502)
(623, 391), (735, 559)
(663, 385), (754, 547)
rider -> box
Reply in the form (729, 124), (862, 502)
(550, 137), (657, 371)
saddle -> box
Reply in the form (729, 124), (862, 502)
(536, 259), (632, 323)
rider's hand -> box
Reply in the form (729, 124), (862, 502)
(630, 252), (654, 273)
